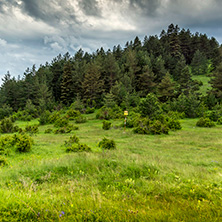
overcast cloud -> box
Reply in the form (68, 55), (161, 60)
(0, 0), (222, 83)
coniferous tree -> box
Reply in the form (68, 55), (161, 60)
(191, 50), (208, 75)
(210, 63), (222, 99)
(157, 72), (177, 102)
(82, 62), (104, 105)
(60, 61), (74, 105)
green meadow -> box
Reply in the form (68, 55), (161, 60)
(0, 114), (221, 221)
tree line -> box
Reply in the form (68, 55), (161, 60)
(1, 24), (222, 113)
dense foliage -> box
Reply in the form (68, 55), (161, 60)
(1, 24), (222, 117)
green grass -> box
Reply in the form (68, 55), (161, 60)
(0, 116), (221, 221)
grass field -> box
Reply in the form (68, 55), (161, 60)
(0, 114), (221, 221)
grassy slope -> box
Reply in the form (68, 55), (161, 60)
(192, 75), (212, 95)
(0, 115), (221, 221)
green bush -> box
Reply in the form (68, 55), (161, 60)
(0, 118), (18, 133)
(217, 117), (222, 125)
(24, 125), (39, 134)
(54, 117), (69, 128)
(98, 137), (116, 150)
(38, 111), (51, 125)
(49, 111), (61, 123)
(85, 107), (95, 114)
(66, 109), (81, 120)
(66, 143), (91, 152)
(64, 135), (80, 147)
(196, 117), (215, 128)
(75, 115), (87, 124)
(15, 134), (34, 153)
(167, 119), (182, 130)
(149, 120), (169, 135)
(102, 120), (112, 130)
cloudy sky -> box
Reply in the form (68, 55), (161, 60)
(1, 0), (222, 82)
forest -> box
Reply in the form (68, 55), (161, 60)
(1, 23), (222, 118)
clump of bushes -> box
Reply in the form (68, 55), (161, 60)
(66, 143), (91, 152)
(102, 120), (112, 130)
(85, 107), (95, 114)
(196, 117), (215, 128)
(66, 109), (81, 120)
(24, 125), (39, 134)
(54, 117), (69, 128)
(75, 115), (87, 124)
(0, 134), (34, 154)
(98, 137), (116, 150)
(0, 117), (19, 133)
(15, 134), (34, 152)
(64, 135), (91, 152)
(96, 105), (122, 120)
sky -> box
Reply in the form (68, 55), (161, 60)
(1, 0), (222, 83)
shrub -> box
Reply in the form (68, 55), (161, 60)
(49, 111), (61, 124)
(66, 109), (81, 120)
(149, 120), (169, 135)
(167, 119), (182, 130)
(15, 134), (34, 153)
(24, 125), (39, 134)
(85, 107), (95, 114)
(0, 118), (18, 133)
(217, 117), (222, 125)
(64, 135), (80, 147)
(54, 117), (69, 128)
(102, 120), (112, 130)
(98, 137), (116, 150)
(75, 115), (87, 124)
(66, 143), (91, 152)
(39, 111), (51, 125)
(196, 117), (215, 128)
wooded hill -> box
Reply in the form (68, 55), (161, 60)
(1, 24), (222, 116)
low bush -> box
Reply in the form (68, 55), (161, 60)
(24, 125), (39, 134)
(85, 107), (95, 114)
(149, 120), (169, 135)
(167, 119), (182, 131)
(39, 111), (51, 125)
(217, 117), (222, 125)
(0, 117), (18, 133)
(66, 143), (91, 152)
(98, 137), (116, 150)
(75, 115), (87, 124)
(66, 109), (81, 120)
(102, 120), (112, 130)
(64, 135), (80, 147)
(196, 117), (215, 128)
(15, 134), (34, 153)
(54, 117), (69, 128)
